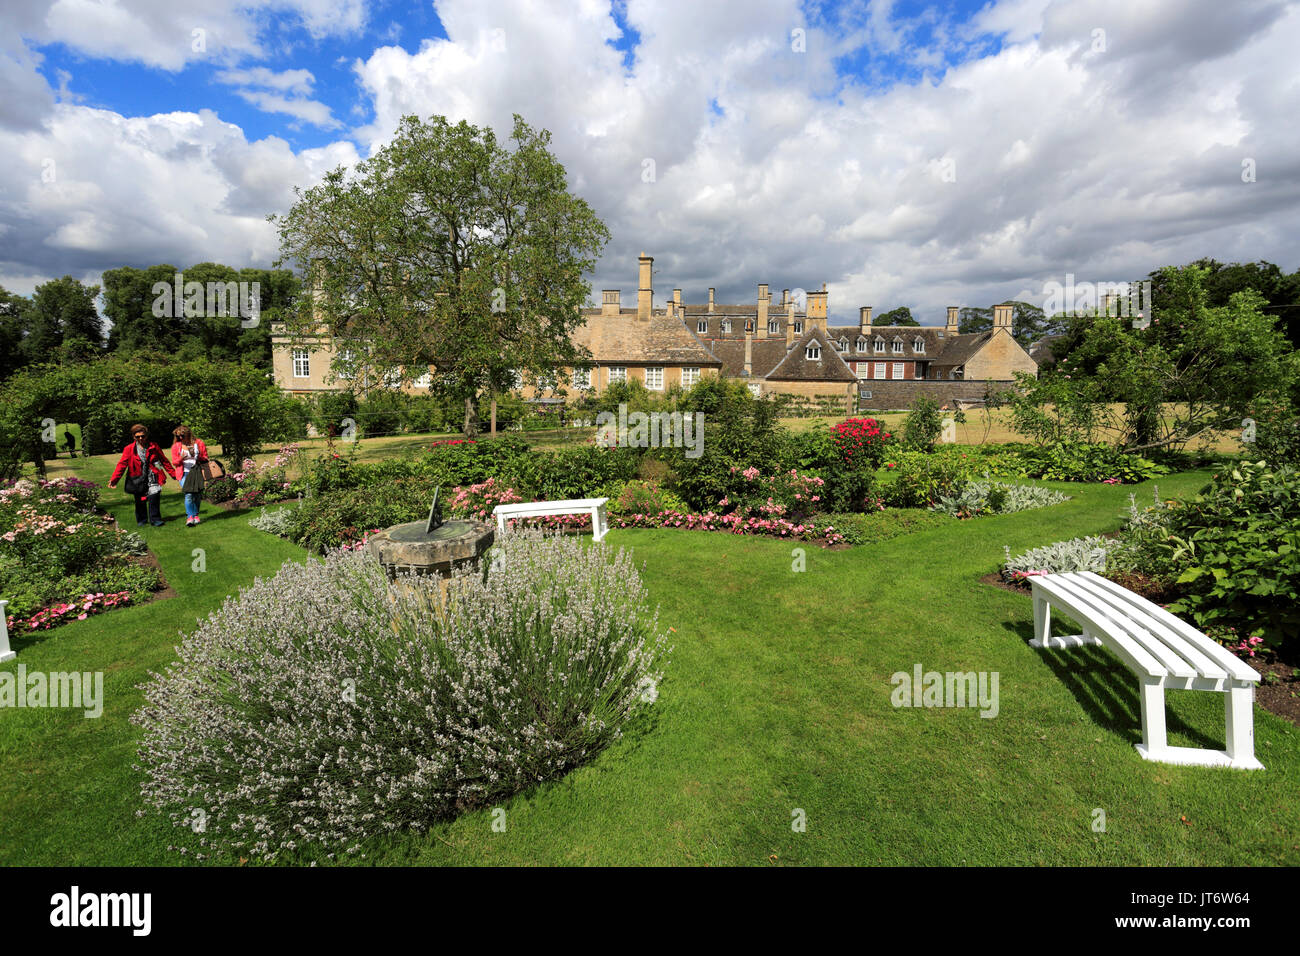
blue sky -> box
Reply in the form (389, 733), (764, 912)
(2, 0), (1297, 320)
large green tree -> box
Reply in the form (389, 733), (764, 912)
(271, 113), (610, 435)
(875, 306), (919, 327)
(0, 286), (32, 380)
(958, 301), (1061, 348)
(21, 275), (102, 365)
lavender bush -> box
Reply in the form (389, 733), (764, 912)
(132, 531), (669, 862)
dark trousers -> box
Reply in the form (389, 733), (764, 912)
(133, 492), (163, 525)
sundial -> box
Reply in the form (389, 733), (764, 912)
(425, 485), (443, 533)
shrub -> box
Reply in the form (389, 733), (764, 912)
(831, 417), (892, 469)
(248, 504), (298, 537)
(605, 480), (690, 518)
(1019, 442), (1168, 483)
(1160, 460), (1300, 651)
(1001, 536), (1125, 583)
(529, 444), (639, 500)
(901, 397), (948, 451)
(879, 451), (974, 507)
(931, 481), (1069, 519)
(446, 478), (525, 522)
(133, 534), (668, 861)
(724, 467), (827, 522)
(205, 475), (238, 503)
(285, 477), (436, 553)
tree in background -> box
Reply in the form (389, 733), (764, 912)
(272, 113), (610, 436)
(958, 301), (1060, 348)
(0, 286), (32, 380)
(875, 306), (920, 327)
(19, 276), (103, 366)
(1011, 265), (1299, 452)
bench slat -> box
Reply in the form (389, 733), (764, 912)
(1054, 573), (1224, 680)
(1030, 576), (1168, 678)
(1076, 572), (1260, 683)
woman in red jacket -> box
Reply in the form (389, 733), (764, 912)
(170, 425), (209, 526)
(108, 423), (177, 527)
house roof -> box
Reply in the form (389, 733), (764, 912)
(571, 312), (722, 366)
(765, 327), (856, 382)
(705, 337), (793, 378)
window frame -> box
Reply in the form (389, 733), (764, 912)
(608, 366), (627, 384)
(292, 349), (311, 378)
(645, 366), (664, 390)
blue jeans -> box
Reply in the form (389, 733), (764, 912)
(184, 492), (201, 518)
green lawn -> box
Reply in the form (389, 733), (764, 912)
(2, 461), (1296, 865)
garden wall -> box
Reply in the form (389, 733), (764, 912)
(856, 380), (1012, 411)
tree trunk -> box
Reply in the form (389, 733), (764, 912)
(490, 396), (497, 435)
(463, 396), (479, 437)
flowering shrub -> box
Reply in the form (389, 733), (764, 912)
(611, 508), (846, 546)
(0, 477), (157, 622)
(446, 478), (525, 521)
(7, 591), (133, 633)
(832, 418), (892, 469)
(879, 451), (976, 507)
(133, 533), (669, 861)
(725, 467), (826, 522)
(229, 444), (300, 503)
(606, 480), (690, 519)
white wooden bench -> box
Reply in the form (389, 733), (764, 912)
(492, 497), (609, 542)
(0, 599), (14, 662)
(1029, 571), (1263, 770)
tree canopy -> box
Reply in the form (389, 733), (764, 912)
(271, 113), (610, 431)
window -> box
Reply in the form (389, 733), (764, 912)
(744, 320), (754, 333)
(892, 338), (904, 354)
(892, 362), (904, 379)
(856, 337), (867, 352)
(874, 362), (886, 380)
(697, 319), (708, 333)
(681, 367), (700, 387)
(413, 370), (431, 389)
(645, 367), (664, 390)
(793, 321), (803, 334)
(292, 349), (310, 378)
(805, 344), (821, 360)
(747, 382), (762, 397)
(510, 368), (523, 388)
(572, 367), (591, 389)
(382, 367), (402, 388)
(855, 363), (870, 379)
(608, 366), (626, 384)
(721, 319), (732, 334)
(837, 338), (848, 352)
(768, 320), (779, 334)
(913, 337), (925, 353)
(874, 337), (885, 353)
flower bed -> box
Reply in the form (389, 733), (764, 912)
(0, 477), (161, 629)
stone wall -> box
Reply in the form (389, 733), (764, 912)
(855, 379), (1014, 411)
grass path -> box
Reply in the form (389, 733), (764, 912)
(2, 465), (1296, 865)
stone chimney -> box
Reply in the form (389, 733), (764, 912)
(806, 283), (828, 329)
(637, 252), (653, 319)
(1101, 292), (1117, 316)
(602, 290), (621, 316)
(859, 306), (872, 337)
(946, 306), (959, 334)
(993, 303), (1014, 332)
(744, 331), (753, 376)
(785, 317), (796, 348)
(708, 287), (715, 313)
(783, 288), (790, 307)
(757, 284), (770, 339)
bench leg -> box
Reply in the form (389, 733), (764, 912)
(1030, 594), (1050, 647)
(1225, 683), (1263, 770)
(593, 505), (608, 542)
(1135, 679), (1168, 762)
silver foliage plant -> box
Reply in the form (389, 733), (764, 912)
(933, 480), (1070, 518)
(132, 530), (669, 861)
(1001, 535), (1126, 581)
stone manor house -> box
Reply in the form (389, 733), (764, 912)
(271, 253), (1039, 411)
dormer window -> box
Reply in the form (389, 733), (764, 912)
(722, 319), (732, 334)
(874, 337), (885, 353)
(856, 337), (867, 352)
(805, 344), (821, 360)
(793, 321), (803, 334)
(913, 337), (925, 353)
(837, 338), (848, 352)
(892, 338), (904, 354)
(745, 319), (754, 333)
(697, 319), (708, 334)
(768, 319), (779, 334)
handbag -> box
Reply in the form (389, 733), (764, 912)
(181, 447), (207, 495)
(201, 457), (226, 482)
(123, 443), (149, 497)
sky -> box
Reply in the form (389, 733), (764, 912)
(1, 0), (1297, 324)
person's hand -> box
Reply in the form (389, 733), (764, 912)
(108, 480), (116, 489)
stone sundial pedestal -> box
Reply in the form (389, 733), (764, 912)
(365, 488), (494, 579)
